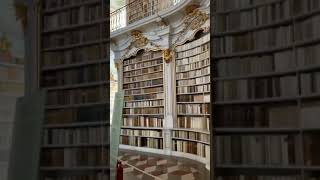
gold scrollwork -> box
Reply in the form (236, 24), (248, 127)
(163, 49), (173, 63)
(130, 30), (149, 48)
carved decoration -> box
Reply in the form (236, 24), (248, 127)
(130, 30), (149, 48)
(184, 8), (209, 30)
(173, 8), (209, 46)
(120, 30), (163, 60)
(163, 49), (173, 63)
(14, 3), (28, 30)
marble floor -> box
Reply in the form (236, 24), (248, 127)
(119, 150), (210, 180)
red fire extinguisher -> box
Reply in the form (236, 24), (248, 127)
(117, 160), (123, 180)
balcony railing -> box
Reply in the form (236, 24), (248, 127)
(110, 0), (182, 32)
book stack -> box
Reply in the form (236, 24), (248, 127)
(175, 32), (210, 159)
(215, 135), (296, 166)
(172, 139), (210, 158)
(120, 136), (163, 149)
(215, 0), (291, 33)
(213, 25), (293, 55)
(121, 50), (164, 149)
(43, 127), (108, 145)
(123, 116), (163, 127)
(121, 129), (162, 137)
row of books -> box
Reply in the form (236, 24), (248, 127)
(123, 117), (163, 127)
(124, 87), (163, 96)
(43, 27), (101, 49)
(213, 25), (293, 55)
(291, 0), (320, 15)
(177, 104), (210, 114)
(176, 51), (210, 66)
(123, 107), (164, 115)
(123, 59), (162, 72)
(43, 5), (102, 30)
(123, 72), (163, 84)
(42, 45), (104, 67)
(177, 75), (210, 86)
(122, 79), (163, 90)
(304, 134), (320, 166)
(44, 0), (94, 9)
(176, 66), (210, 80)
(172, 139), (210, 158)
(216, 51), (295, 77)
(41, 148), (108, 167)
(175, 116), (210, 130)
(215, 0), (267, 11)
(43, 174), (108, 180)
(172, 130), (210, 143)
(46, 105), (107, 124)
(121, 129), (162, 137)
(301, 72), (320, 95)
(177, 84), (210, 94)
(42, 64), (105, 87)
(177, 94), (210, 102)
(123, 53), (162, 65)
(215, 105), (302, 128)
(215, 176), (302, 180)
(215, 135), (296, 165)
(42, 127), (107, 145)
(297, 44), (320, 67)
(124, 93), (164, 101)
(123, 65), (163, 77)
(215, 0), (291, 32)
(216, 76), (298, 101)
(47, 87), (104, 106)
(176, 44), (210, 59)
(175, 34), (210, 52)
(294, 13), (320, 42)
(120, 136), (163, 149)
(124, 99), (164, 108)
(176, 58), (210, 73)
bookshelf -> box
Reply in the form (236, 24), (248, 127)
(120, 50), (164, 150)
(38, 0), (108, 180)
(212, 0), (320, 179)
(174, 32), (210, 161)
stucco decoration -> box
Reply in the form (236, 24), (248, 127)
(173, 7), (210, 47)
(119, 30), (164, 60)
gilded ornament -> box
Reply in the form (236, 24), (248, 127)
(163, 49), (173, 63)
(130, 30), (149, 48)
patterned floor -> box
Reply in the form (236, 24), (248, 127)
(119, 150), (210, 180)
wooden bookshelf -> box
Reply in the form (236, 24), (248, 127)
(213, 0), (320, 179)
(39, 1), (108, 179)
(174, 33), (210, 160)
(121, 50), (164, 150)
